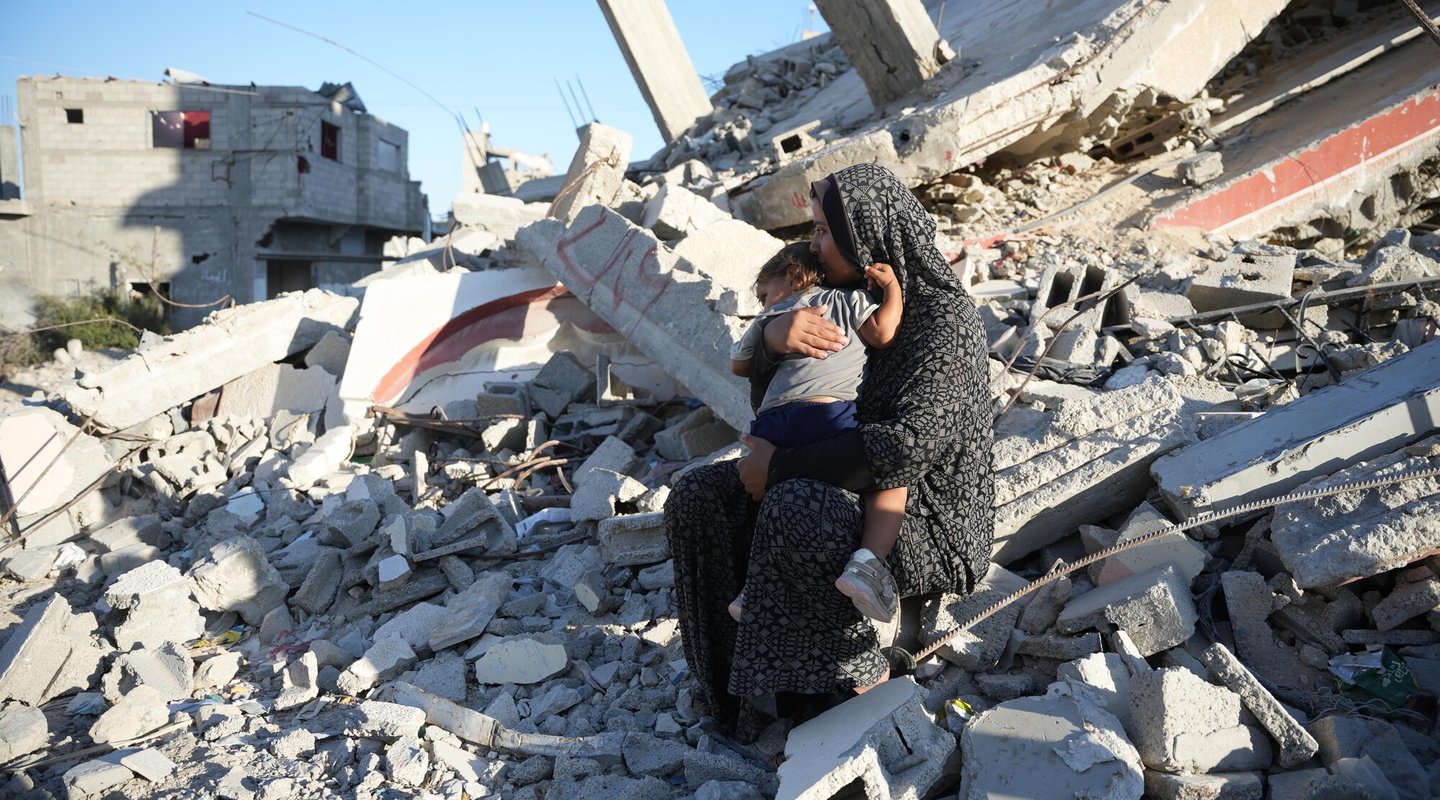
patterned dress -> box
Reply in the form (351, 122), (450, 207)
(664, 163), (995, 734)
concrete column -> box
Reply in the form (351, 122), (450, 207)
(0, 125), (18, 200)
(596, 0), (712, 142)
(815, 0), (943, 107)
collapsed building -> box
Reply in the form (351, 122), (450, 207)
(1, 0), (1440, 798)
(0, 76), (428, 329)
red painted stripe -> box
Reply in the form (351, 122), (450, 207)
(372, 285), (568, 404)
(1154, 88), (1440, 231)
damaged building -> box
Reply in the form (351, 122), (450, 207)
(1, 0), (1440, 798)
(0, 75), (428, 329)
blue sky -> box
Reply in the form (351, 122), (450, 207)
(2, 1), (828, 216)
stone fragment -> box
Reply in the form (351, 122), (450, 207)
(194, 652), (243, 690)
(115, 747), (177, 782)
(1199, 643), (1318, 768)
(1129, 668), (1274, 774)
(472, 638), (568, 684)
(90, 685), (170, 744)
(62, 758), (135, 799)
(549, 122), (633, 223)
(286, 426), (354, 490)
(571, 468), (648, 522)
(1187, 242), (1295, 312)
(1057, 652), (1138, 730)
(292, 548), (343, 615)
(273, 652), (319, 711)
(377, 554), (412, 591)
(102, 641), (192, 701)
(1143, 770), (1263, 800)
(961, 680), (1142, 799)
(349, 700), (426, 741)
(573, 436), (639, 486)
(597, 512), (670, 566)
(529, 351), (597, 418)
(924, 562), (1028, 670)
(385, 735), (430, 787)
(337, 636), (418, 696)
(1057, 564), (1196, 656)
(1220, 571), (1324, 697)
(430, 487), (517, 555)
(413, 651), (468, 702)
(187, 535), (288, 625)
(428, 571), (512, 651)
(0, 704), (48, 761)
(777, 676), (956, 800)
(104, 560), (206, 651)
(374, 601), (448, 650)
(0, 595), (106, 706)
(642, 182), (731, 240)
(1371, 576), (1440, 631)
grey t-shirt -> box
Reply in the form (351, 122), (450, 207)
(731, 286), (879, 415)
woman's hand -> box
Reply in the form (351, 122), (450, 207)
(737, 433), (776, 501)
(761, 306), (847, 359)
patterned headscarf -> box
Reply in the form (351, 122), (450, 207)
(820, 163), (963, 294)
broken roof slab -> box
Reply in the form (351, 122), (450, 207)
(729, 0), (1289, 229)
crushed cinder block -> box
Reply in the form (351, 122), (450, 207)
(188, 535), (288, 625)
(1153, 344), (1440, 521)
(104, 560), (205, 651)
(1031, 262), (1133, 331)
(961, 680), (1143, 799)
(59, 288), (357, 432)
(573, 435), (640, 486)
(776, 676), (955, 800)
(923, 563), (1029, 670)
(597, 512), (669, 566)
(1057, 564), (1196, 657)
(422, 486), (517, 558)
(102, 640), (192, 702)
(1186, 242), (1296, 312)
(529, 351), (596, 420)
(571, 468), (648, 523)
(0, 594), (106, 705)
(292, 549), (343, 615)
(1371, 574), (1440, 631)
(1093, 503), (1208, 587)
(285, 426), (354, 491)
(1130, 667), (1274, 774)
(1199, 643), (1318, 768)
(0, 704), (48, 761)
(349, 699), (426, 741)
(273, 652), (319, 711)
(1307, 715), (1430, 800)
(1220, 571), (1324, 698)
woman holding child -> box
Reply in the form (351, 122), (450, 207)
(664, 162), (996, 736)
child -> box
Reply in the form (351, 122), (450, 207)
(728, 242), (906, 622)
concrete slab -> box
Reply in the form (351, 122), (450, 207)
(961, 680), (1142, 799)
(1130, 667), (1274, 774)
(214, 362), (338, 425)
(187, 535), (289, 625)
(727, 0), (1288, 229)
(596, 512), (670, 567)
(0, 407), (113, 536)
(517, 205), (779, 431)
(775, 676), (955, 800)
(1152, 40), (1440, 239)
(1271, 433), (1440, 588)
(993, 377), (1187, 564)
(59, 288), (357, 432)
(1199, 643), (1318, 768)
(1152, 341), (1440, 520)
(0, 594), (106, 705)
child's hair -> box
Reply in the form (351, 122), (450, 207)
(755, 242), (823, 299)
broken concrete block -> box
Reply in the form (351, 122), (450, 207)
(529, 351), (596, 419)
(188, 535), (289, 625)
(1094, 503), (1208, 587)
(1186, 242), (1296, 313)
(349, 699), (426, 741)
(597, 512), (670, 566)
(1178, 151), (1225, 187)
(104, 560), (205, 652)
(1220, 571), (1325, 698)
(285, 426), (354, 491)
(62, 758), (136, 799)
(516, 206), (753, 431)
(0, 594), (106, 706)
(1153, 343), (1440, 521)
(1143, 770), (1263, 800)
(215, 362), (338, 424)
(0, 704), (48, 761)
(1056, 652), (1137, 731)
(59, 288), (358, 432)
(472, 637), (568, 685)
(1199, 643), (1318, 768)
(776, 676), (955, 800)
(373, 602), (448, 650)
(1130, 668), (1274, 774)
(337, 636), (418, 696)
(377, 554), (412, 591)
(573, 436), (639, 486)
(429, 570), (512, 651)
(103, 640), (192, 702)
(1371, 575), (1440, 631)
(273, 652), (319, 711)
(1031, 262), (1133, 331)
(962, 680), (1143, 799)
(429, 486), (517, 556)
(194, 652), (242, 690)
(0, 407), (114, 535)
(90, 684), (170, 744)
(115, 746), (176, 782)
(1307, 715), (1431, 799)
(571, 468), (648, 522)
(451, 192), (548, 239)
(923, 562), (1028, 670)
(551, 122), (633, 223)
(292, 548), (343, 615)
(87, 515), (164, 553)
(994, 378), (1187, 563)
(642, 182), (730, 240)
(2, 547), (58, 582)
(320, 498), (380, 548)
(1057, 564), (1197, 657)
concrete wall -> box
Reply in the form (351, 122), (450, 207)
(0, 76), (427, 330)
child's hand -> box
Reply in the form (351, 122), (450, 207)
(865, 262), (897, 291)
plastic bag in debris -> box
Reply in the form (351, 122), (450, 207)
(515, 507), (571, 539)
(1007, 355), (1111, 387)
(1328, 647), (1418, 709)
(937, 697), (976, 735)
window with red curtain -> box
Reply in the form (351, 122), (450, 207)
(152, 111), (211, 149)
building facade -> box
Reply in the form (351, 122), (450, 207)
(0, 76), (427, 328)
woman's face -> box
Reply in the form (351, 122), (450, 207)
(810, 196), (861, 287)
